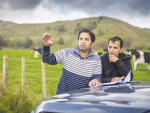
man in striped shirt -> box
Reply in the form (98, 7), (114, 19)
(41, 28), (102, 94)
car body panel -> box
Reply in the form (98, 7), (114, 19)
(32, 82), (150, 113)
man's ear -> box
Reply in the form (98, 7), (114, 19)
(91, 42), (95, 46)
(120, 48), (123, 53)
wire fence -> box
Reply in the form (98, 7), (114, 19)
(0, 56), (62, 97)
(0, 55), (149, 97)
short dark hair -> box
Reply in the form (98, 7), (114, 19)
(78, 28), (95, 43)
(108, 36), (123, 48)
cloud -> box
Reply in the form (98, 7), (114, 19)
(0, 3), (90, 24)
(0, 0), (42, 10)
(46, 0), (150, 17)
(1, 0), (150, 16)
(0, 0), (150, 28)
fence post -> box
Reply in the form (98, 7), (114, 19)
(41, 60), (47, 98)
(22, 57), (25, 93)
(3, 55), (8, 90)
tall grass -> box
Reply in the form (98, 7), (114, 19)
(0, 50), (62, 112)
(0, 83), (34, 113)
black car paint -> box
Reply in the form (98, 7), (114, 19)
(32, 82), (150, 113)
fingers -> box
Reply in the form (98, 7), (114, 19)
(109, 55), (112, 63)
(88, 81), (93, 86)
(121, 76), (125, 79)
(96, 81), (101, 86)
(117, 76), (125, 81)
(111, 77), (120, 82)
(89, 79), (101, 86)
(111, 77), (125, 82)
(109, 54), (118, 63)
(111, 78), (116, 82)
(42, 33), (51, 39)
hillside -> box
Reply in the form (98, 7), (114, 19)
(0, 20), (16, 28)
(0, 16), (150, 50)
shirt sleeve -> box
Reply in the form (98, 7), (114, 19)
(91, 60), (102, 83)
(54, 49), (66, 65)
(41, 45), (66, 65)
(102, 77), (112, 83)
(114, 58), (133, 81)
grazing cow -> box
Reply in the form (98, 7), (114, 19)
(34, 47), (42, 58)
(126, 49), (136, 55)
(103, 49), (108, 54)
(126, 49), (150, 70)
(95, 52), (102, 56)
(98, 52), (102, 56)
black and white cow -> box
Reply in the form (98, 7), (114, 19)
(98, 52), (102, 56)
(103, 48), (108, 54)
(95, 52), (103, 56)
(126, 49), (150, 70)
(126, 49), (136, 55)
(34, 47), (42, 58)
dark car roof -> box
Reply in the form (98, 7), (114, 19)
(32, 82), (150, 113)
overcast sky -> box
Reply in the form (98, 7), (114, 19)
(0, 0), (150, 28)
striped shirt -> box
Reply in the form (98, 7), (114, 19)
(41, 46), (102, 94)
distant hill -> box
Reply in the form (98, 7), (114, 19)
(143, 28), (150, 33)
(0, 20), (16, 28)
(0, 16), (150, 50)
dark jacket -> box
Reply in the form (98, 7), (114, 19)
(101, 52), (133, 83)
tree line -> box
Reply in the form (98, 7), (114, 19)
(0, 35), (33, 49)
(0, 35), (65, 50)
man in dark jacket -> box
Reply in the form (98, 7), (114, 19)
(101, 36), (133, 83)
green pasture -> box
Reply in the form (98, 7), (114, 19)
(0, 50), (62, 112)
(0, 50), (150, 112)
(0, 50), (62, 96)
(0, 50), (150, 96)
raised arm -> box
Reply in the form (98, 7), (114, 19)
(41, 33), (66, 65)
(41, 33), (57, 65)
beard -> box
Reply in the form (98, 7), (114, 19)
(79, 46), (90, 53)
(79, 48), (88, 53)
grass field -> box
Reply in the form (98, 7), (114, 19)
(0, 50), (62, 112)
(0, 50), (150, 112)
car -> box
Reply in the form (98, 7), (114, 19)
(31, 81), (150, 113)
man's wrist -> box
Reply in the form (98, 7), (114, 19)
(43, 45), (50, 51)
(114, 58), (119, 63)
(44, 44), (51, 46)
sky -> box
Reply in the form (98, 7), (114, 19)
(0, 0), (150, 28)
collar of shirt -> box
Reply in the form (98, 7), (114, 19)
(74, 46), (94, 59)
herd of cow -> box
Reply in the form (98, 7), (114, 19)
(32, 48), (150, 71)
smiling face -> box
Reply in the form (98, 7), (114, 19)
(78, 32), (94, 53)
(108, 40), (123, 57)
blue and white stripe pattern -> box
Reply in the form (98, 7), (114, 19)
(41, 46), (102, 94)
